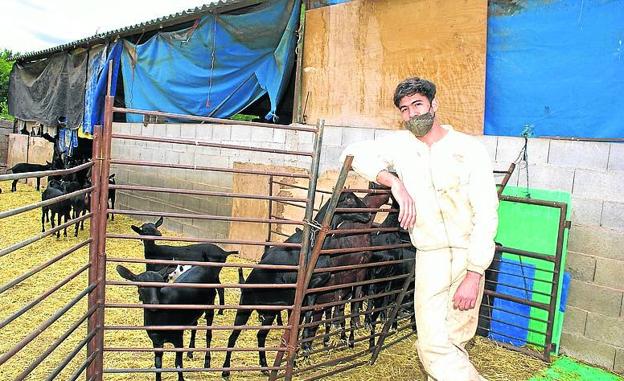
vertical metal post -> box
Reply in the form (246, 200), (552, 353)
(543, 203), (568, 361)
(270, 120), (324, 381)
(292, 2), (306, 124)
(267, 175), (274, 242)
(92, 61), (115, 380)
(86, 125), (102, 380)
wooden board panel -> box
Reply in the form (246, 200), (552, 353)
(26, 137), (54, 188)
(7, 134), (28, 171)
(302, 0), (487, 134)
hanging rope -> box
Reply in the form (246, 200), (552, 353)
(513, 124), (534, 198)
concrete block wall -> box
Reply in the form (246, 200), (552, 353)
(110, 122), (316, 239)
(0, 121), (12, 170)
(113, 122), (623, 372)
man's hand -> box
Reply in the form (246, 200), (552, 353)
(452, 271), (482, 311)
(376, 171), (416, 229)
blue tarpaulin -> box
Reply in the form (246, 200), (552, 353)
(485, 0), (624, 138)
(121, 0), (300, 123)
(83, 41), (122, 134)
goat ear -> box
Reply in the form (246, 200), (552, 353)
(131, 225), (142, 234)
(109, 174), (115, 179)
(116, 265), (137, 281)
(155, 217), (164, 228)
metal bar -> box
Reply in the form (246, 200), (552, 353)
(267, 175), (274, 242)
(111, 159), (311, 179)
(0, 161), (93, 181)
(93, 88), (114, 380)
(312, 257), (414, 274)
(0, 239), (91, 295)
(271, 180), (332, 195)
(110, 184), (309, 202)
(291, 347), (371, 376)
(378, 329), (418, 351)
(302, 330), (385, 355)
(485, 267), (555, 284)
(107, 280), (296, 289)
(340, 188), (392, 194)
(112, 106), (318, 132)
(105, 325), (290, 331)
(105, 303), (294, 311)
(270, 230), (290, 238)
(0, 264), (91, 330)
(543, 203), (568, 361)
(107, 257), (299, 271)
(65, 349), (98, 381)
(497, 162), (516, 197)
(334, 207), (396, 213)
(490, 256), (557, 274)
(0, 213), (92, 259)
(371, 261), (417, 363)
(105, 346), (288, 352)
(86, 123), (102, 381)
(484, 338), (548, 361)
(483, 289), (549, 310)
(106, 233), (302, 247)
(299, 303), (395, 330)
(16, 305), (97, 380)
(478, 313), (548, 335)
(305, 274), (409, 294)
(104, 365), (285, 373)
(113, 133), (314, 157)
(292, 1), (305, 124)
(497, 245), (557, 263)
(484, 279), (553, 298)
(110, 209), (304, 225)
(0, 187), (93, 220)
(275, 200), (308, 209)
(326, 226), (404, 235)
(319, 243), (414, 255)
(499, 195), (568, 209)
(300, 289), (404, 312)
(0, 282), (95, 366)
(478, 325), (545, 348)
(480, 302), (549, 324)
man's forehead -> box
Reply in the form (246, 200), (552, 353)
(399, 93), (429, 107)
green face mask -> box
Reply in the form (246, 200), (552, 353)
(404, 109), (435, 137)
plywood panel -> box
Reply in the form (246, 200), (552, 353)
(26, 137), (54, 188)
(302, 0), (487, 134)
(7, 134), (28, 170)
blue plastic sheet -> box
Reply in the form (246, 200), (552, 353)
(485, 0), (624, 138)
(489, 258), (535, 347)
(121, 0), (300, 123)
(83, 41), (122, 134)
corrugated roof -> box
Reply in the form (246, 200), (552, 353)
(14, 0), (264, 62)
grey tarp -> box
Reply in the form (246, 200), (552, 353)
(9, 49), (88, 129)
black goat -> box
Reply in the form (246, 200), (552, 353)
(221, 191), (372, 378)
(108, 174), (116, 220)
(117, 263), (221, 381)
(131, 217), (238, 317)
(41, 181), (72, 238)
(7, 161), (52, 191)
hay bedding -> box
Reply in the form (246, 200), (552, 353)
(0, 182), (549, 381)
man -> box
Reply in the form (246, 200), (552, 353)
(340, 77), (498, 381)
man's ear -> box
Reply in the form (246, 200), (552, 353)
(431, 98), (439, 113)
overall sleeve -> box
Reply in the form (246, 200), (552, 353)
(466, 143), (499, 275)
(339, 137), (396, 182)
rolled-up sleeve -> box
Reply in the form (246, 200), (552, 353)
(339, 138), (396, 182)
(466, 143), (499, 275)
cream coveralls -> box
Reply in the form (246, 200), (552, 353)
(341, 125), (499, 381)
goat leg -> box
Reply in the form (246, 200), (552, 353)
(257, 312), (276, 375)
(217, 288), (225, 315)
(204, 309), (215, 368)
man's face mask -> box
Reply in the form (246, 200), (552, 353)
(404, 107), (435, 137)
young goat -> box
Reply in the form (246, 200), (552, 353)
(7, 161), (52, 191)
(117, 263), (221, 381)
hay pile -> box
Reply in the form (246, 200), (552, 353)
(0, 181), (550, 380)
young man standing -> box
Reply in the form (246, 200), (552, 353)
(341, 77), (499, 381)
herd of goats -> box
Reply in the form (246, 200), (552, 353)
(5, 157), (418, 381)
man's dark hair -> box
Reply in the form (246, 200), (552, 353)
(393, 77), (437, 107)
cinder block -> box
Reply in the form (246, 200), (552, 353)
(154, 124), (167, 138)
(342, 127), (375, 146)
(230, 125), (252, 141)
(566, 251), (596, 282)
(527, 138), (550, 164)
(180, 124), (196, 139)
(165, 150), (180, 165)
(594, 257), (624, 290)
(560, 332), (616, 371)
(573, 169), (624, 203)
(212, 125), (231, 141)
(251, 127), (273, 142)
(601, 201), (624, 231)
(130, 123), (142, 137)
(571, 196), (603, 227)
(616, 348), (624, 374)
(585, 313), (624, 347)
(549, 140), (610, 170)
(196, 125), (213, 141)
(272, 128), (286, 144)
(567, 279), (623, 317)
(562, 306), (588, 335)
(320, 146), (346, 173)
(517, 164), (575, 193)
(476, 135), (498, 162)
(322, 126), (343, 147)
(494, 161), (520, 188)
(179, 151), (194, 166)
(374, 128), (399, 141)
(296, 130), (315, 145)
(568, 225), (624, 260)
(141, 124), (154, 137)
(495, 136), (524, 164)
(609, 143), (624, 171)
(165, 124), (181, 138)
